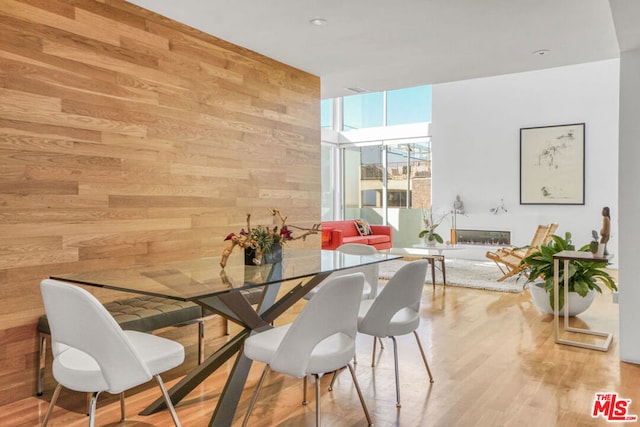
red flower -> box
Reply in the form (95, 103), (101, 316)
(280, 226), (293, 241)
(224, 232), (237, 241)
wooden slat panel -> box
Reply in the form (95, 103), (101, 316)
(0, 118), (102, 143)
(0, 0), (320, 405)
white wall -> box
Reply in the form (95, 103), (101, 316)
(618, 48), (640, 363)
(432, 60), (620, 265)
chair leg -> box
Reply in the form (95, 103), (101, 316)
(371, 336), (377, 367)
(198, 319), (205, 365)
(302, 375), (309, 405)
(413, 330), (434, 383)
(314, 374), (321, 427)
(430, 257), (436, 290)
(354, 343), (357, 364)
(347, 363), (373, 426)
(88, 391), (101, 427)
(119, 392), (126, 421)
(390, 336), (401, 407)
(155, 375), (181, 427)
(328, 369), (339, 391)
(86, 392), (92, 415)
(371, 336), (385, 367)
(242, 365), (269, 427)
(37, 333), (48, 396)
(42, 383), (62, 427)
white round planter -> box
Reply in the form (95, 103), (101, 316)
(528, 283), (596, 317)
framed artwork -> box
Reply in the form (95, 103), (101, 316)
(520, 123), (585, 205)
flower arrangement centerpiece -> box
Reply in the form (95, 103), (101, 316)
(220, 208), (321, 268)
(418, 208), (447, 246)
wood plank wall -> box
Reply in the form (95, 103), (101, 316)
(0, 0), (320, 404)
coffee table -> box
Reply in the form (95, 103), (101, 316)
(388, 245), (461, 289)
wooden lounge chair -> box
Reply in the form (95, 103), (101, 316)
(486, 223), (558, 282)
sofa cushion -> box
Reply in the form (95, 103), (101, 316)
(343, 236), (371, 245)
(366, 235), (391, 245)
(354, 219), (372, 236)
(322, 220), (360, 238)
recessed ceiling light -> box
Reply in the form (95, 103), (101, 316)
(309, 17), (327, 26)
(533, 49), (549, 56)
(345, 87), (368, 94)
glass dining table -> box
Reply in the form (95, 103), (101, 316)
(51, 247), (400, 427)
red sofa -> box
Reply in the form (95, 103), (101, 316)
(321, 220), (393, 250)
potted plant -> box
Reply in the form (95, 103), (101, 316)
(418, 208), (446, 246)
(518, 232), (617, 316)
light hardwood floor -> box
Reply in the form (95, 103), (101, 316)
(3, 275), (639, 427)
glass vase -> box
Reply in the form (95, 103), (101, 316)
(244, 243), (283, 265)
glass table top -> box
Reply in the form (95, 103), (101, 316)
(51, 248), (400, 301)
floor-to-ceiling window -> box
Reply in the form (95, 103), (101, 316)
(340, 138), (432, 246)
(321, 142), (335, 221)
(321, 85), (432, 246)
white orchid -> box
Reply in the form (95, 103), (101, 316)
(418, 208), (447, 243)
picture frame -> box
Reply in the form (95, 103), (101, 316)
(520, 123), (585, 205)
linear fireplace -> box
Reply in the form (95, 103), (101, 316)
(454, 229), (510, 246)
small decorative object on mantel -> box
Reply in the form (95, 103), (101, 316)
(220, 208), (321, 268)
(450, 195), (466, 244)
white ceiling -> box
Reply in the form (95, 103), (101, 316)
(126, 0), (638, 99)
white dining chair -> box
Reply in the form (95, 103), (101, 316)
(302, 244), (381, 401)
(357, 259), (434, 407)
(242, 272), (373, 427)
(304, 243), (379, 301)
(39, 279), (184, 427)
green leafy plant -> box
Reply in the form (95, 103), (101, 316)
(246, 224), (290, 252)
(518, 232), (617, 310)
